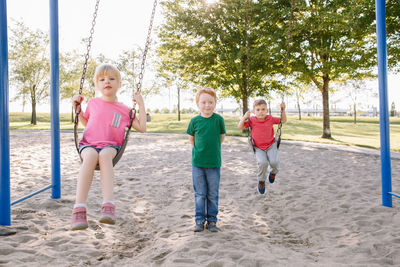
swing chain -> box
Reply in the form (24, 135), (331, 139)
(283, 0), (295, 80)
(245, 0), (250, 96)
(276, 0), (294, 147)
(78, 0), (100, 96)
(135, 0), (158, 94)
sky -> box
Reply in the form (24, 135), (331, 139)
(5, 0), (400, 113)
(6, 0), (188, 112)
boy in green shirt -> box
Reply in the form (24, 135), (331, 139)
(187, 87), (226, 232)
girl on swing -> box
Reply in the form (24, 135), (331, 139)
(238, 99), (286, 195)
(71, 64), (147, 230)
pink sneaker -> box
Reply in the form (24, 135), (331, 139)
(71, 207), (88, 230)
(99, 203), (116, 225)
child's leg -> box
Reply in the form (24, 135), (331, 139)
(98, 147), (117, 202)
(254, 147), (269, 182)
(205, 168), (220, 223)
(75, 147), (99, 204)
(192, 166), (207, 223)
(266, 142), (280, 174)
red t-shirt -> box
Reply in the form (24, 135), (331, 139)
(244, 115), (280, 150)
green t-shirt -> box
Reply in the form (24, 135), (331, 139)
(186, 113), (226, 168)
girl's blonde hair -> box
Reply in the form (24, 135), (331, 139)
(93, 64), (121, 85)
(196, 87), (217, 104)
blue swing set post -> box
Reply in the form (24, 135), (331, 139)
(50, 0), (61, 199)
(375, 0), (396, 207)
(0, 0), (11, 226)
(0, 0), (61, 226)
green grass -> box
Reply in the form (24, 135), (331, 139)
(9, 112), (400, 151)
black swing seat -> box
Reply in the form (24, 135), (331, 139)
(73, 0), (156, 170)
(74, 108), (136, 171)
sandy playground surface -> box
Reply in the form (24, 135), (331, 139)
(1, 130), (400, 266)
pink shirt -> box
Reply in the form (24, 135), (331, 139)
(79, 98), (134, 148)
(244, 115), (281, 150)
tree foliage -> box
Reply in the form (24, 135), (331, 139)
(9, 20), (49, 125)
(158, 0), (381, 139)
(158, 0), (289, 114)
(386, 0), (400, 72)
(275, 0), (377, 138)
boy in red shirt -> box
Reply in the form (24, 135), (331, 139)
(238, 99), (287, 194)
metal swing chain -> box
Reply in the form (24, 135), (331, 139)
(73, 0), (100, 157)
(283, 0), (295, 82)
(135, 0), (158, 95)
(78, 0), (100, 97)
(277, 0), (295, 133)
(245, 0), (250, 100)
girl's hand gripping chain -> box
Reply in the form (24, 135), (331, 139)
(132, 92), (144, 108)
(72, 95), (84, 113)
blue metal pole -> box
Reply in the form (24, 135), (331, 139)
(50, 0), (61, 199)
(375, 0), (392, 207)
(11, 185), (52, 206)
(0, 0), (10, 226)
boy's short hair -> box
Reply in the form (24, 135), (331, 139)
(93, 64), (121, 85)
(253, 99), (267, 108)
(196, 87), (217, 104)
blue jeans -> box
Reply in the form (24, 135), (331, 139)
(192, 166), (221, 223)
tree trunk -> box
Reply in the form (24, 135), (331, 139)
(177, 87), (181, 121)
(268, 99), (272, 115)
(321, 76), (331, 138)
(353, 103), (357, 124)
(242, 91), (249, 115)
(71, 106), (74, 123)
(22, 94), (25, 112)
(31, 100), (37, 125)
(241, 82), (249, 132)
(31, 85), (37, 125)
(297, 100), (302, 120)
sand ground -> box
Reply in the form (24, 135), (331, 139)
(1, 130), (400, 266)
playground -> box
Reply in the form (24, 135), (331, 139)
(1, 0), (400, 266)
(0, 130), (399, 266)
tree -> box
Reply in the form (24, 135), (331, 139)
(390, 101), (397, 117)
(60, 49), (114, 121)
(341, 79), (369, 124)
(161, 107), (170, 114)
(115, 48), (161, 110)
(114, 49), (138, 96)
(157, 0), (285, 115)
(293, 82), (312, 120)
(9, 20), (50, 125)
(156, 65), (190, 121)
(386, 0), (400, 72)
(287, 0), (377, 138)
(59, 51), (83, 121)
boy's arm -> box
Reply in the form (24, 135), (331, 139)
(238, 111), (251, 129)
(280, 102), (287, 124)
(188, 135), (194, 146)
(220, 134), (225, 143)
(281, 110), (287, 124)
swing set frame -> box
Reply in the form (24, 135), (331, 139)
(0, 0), (396, 227)
(0, 0), (158, 226)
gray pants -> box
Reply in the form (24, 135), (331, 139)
(254, 142), (279, 182)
